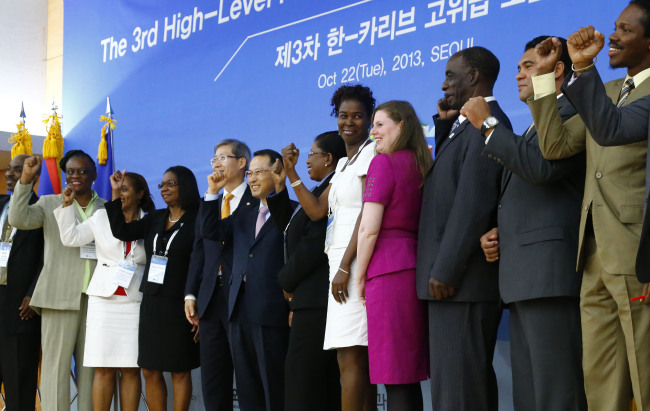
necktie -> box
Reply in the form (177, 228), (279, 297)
(449, 119), (460, 137)
(255, 206), (269, 238)
(617, 78), (635, 107)
(221, 193), (234, 219)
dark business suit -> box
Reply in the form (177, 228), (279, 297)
(186, 187), (253, 410)
(485, 96), (587, 411)
(552, 67), (650, 283)
(201, 196), (295, 411)
(416, 100), (510, 411)
(0, 192), (43, 411)
(266, 175), (340, 411)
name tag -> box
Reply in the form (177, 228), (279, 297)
(0, 243), (11, 268)
(111, 260), (137, 288)
(148, 255), (168, 284)
(80, 241), (97, 260)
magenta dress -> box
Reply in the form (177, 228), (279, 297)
(363, 150), (429, 384)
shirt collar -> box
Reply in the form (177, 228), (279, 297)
(625, 66), (650, 88)
(227, 180), (247, 199)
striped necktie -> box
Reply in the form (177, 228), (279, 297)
(449, 119), (460, 137)
(617, 78), (635, 107)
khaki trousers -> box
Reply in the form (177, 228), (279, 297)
(40, 294), (94, 411)
(581, 234), (650, 411)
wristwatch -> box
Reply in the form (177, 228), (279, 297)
(480, 116), (499, 136)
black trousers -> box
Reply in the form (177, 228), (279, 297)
(428, 301), (502, 411)
(0, 332), (40, 411)
(285, 307), (340, 411)
(199, 286), (234, 411)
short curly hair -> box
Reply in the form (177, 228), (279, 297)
(330, 84), (375, 119)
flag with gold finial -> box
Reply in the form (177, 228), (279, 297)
(95, 97), (116, 201)
(38, 97), (64, 196)
(8, 102), (33, 158)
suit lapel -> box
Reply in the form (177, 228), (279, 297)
(433, 120), (469, 166)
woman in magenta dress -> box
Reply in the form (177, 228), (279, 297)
(356, 100), (433, 411)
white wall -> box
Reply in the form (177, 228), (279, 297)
(0, 0), (48, 144)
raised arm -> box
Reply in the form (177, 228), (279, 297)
(104, 199), (148, 242)
(282, 143), (330, 221)
(8, 156), (45, 229)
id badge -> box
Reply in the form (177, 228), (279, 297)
(111, 260), (137, 288)
(148, 255), (168, 284)
(80, 241), (97, 260)
(0, 242), (11, 268)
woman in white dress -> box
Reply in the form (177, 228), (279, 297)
(54, 172), (155, 411)
(281, 84), (377, 411)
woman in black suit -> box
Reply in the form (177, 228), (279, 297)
(105, 166), (200, 411)
(268, 131), (347, 411)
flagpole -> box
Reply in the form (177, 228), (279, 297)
(106, 97), (115, 170)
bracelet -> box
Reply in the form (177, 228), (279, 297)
(290, 179), (302, 188)
(572, 57), (597, 73)
(338, 267), (350, 275)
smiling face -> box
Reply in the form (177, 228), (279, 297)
(5, 155), (27, 192)
(337, 99), (370, 147)
(306, 141), (331, 181)
(441, 55), (475, 110)
(160, 171), (179, 207)
(371, 110), (402, 154)
(247, 155), (275, 199)
(64, 157), (96, 195)
(120, 175), (143, 212)
(212, 143), (246, 183)
(515, 48), (540, 102)
(609, 4), (650, 76)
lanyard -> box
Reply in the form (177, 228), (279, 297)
(153, 224), (182, 257)
(123, 240), (137, 260)
(0, 204), (17, 243)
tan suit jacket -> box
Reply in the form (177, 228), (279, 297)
(8, 182), (106, 310)
(529, 78), (649, 275)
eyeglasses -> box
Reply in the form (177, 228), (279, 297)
(65, 168), (90, 176)
(210, 155), (241, 165)
(307, 151), (328, 158)
(158, 181), (179, 189)
(244, 169), (271, 179)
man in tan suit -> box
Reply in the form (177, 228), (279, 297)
(9, 151), (106, 411)
(527, 2), (650, 410)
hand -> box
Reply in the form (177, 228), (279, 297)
(429, 278), (455, 300)
(271, 158), (287, 193)
(460, 97), (492, 131)
(643, 283), (650, 306)
(567, 26), (605, 70)
(192, 323), (200, 343)
(356, 271), (367, 306)
(437, 98), (460, 120)
(207, 169), (228, 195)
(534, 37), (564, 75)
(20, 156), (42, 185)
(110, 170), (126, 200)
(288, 311), (293, 327)
(331, 267), (350, 304)
(480, 227), (500, 262)
(19, 297), (36, 320)
(283, 290), (293, 302)
(281, 144), (300, 173)
(61, 186), (76, 207)
(184, 299), (199, 327)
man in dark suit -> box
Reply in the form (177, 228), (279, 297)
(201, 149), (293, 411)
(528, 4), (650, 408)
(0, 154), (44, 410)
(416, 46), (511, 411)
(185, 139), (252, 410)
(460, 37), (587, 411)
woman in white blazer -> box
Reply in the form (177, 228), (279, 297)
(54, 172), (155, 411)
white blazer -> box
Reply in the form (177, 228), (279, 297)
(54, 206), (146, 301)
